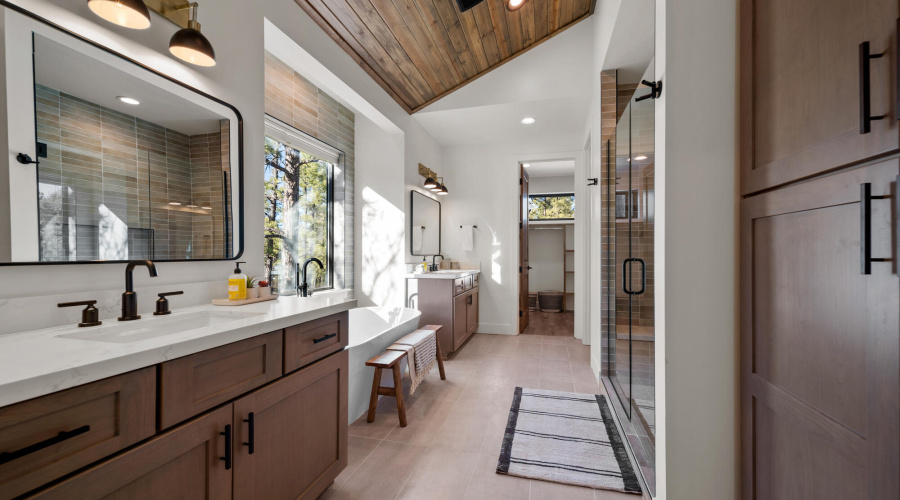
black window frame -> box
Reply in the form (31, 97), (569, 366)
(527, 193), (576, 221)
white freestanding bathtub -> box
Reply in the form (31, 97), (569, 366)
(347, 306), (421, 423)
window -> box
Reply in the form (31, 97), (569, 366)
(528, 194), (575, 221)
(263, 118), (338, 295)
(615, 189), (641, 221)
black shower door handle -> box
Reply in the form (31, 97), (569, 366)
(622, 258), (646, 295)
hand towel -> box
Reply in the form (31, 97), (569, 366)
(412, 226), (424, 252)
(387, 328), (438, 395)
(461, 225), (475, 251)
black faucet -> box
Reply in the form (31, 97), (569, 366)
(431, 254), (444, 272)
(119, 260), (158, 321)
(297, 258), (324, 297)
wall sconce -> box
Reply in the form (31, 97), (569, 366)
(419, 163), (449, 196)
(167, 3), (216, 67)
(87, 0), (152, 29)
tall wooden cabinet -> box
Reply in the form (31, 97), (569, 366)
(741, 1), (900, 498)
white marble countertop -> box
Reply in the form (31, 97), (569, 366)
(0, 292), (356, 407)
(405, 269), (481, 279)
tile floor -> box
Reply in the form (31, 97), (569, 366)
(318, 329), (651, 500)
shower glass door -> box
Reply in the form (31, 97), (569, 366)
(603, 62), (656, 468)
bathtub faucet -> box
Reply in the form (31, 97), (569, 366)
(297, 258), (324, 297)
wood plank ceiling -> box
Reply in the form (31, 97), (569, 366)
(294, 0), (596, 113)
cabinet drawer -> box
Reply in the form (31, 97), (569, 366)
(473, 274), (479, 288)
(29, 404), (232, 500)
(284, 312), (348, 373)
(159, 332), (282, 429)
(464, 275), (474, 291)
(453, 278), (465, 295)
(0, 367), (155, 500)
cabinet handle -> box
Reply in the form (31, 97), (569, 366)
(860, 41), (886, 134)
(220, 424), (232, 470)
(313, 333), (337, 344)
(0, 425), (89, 465)
(243, 412), (255, 455)
(860, 183), (892, 274)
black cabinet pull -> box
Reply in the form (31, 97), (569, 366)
(0, 425), (90, 465)
(243, 412), (255, 455)
(220, 424), (232, 470)
(860, 41), (886, 134)
(313, 333), (337, 344)
(860, 183), (892, 275)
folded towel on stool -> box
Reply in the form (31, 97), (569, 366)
(387, 328), (438, 395)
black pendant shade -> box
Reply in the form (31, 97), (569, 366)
(424, 177), (438, 189)
(87, 0), (151, 29)
(169, 20), (216, 67)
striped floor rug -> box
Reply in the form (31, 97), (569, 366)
(496, 387), (642, 494)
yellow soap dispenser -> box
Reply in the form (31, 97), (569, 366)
(228, 261), (247, 301)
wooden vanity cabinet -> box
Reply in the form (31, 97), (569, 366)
(0, 367), (156, 500)
(29, 405), (233, 500)
(233, 349), (348, 500)
(417, 276), (479, 357)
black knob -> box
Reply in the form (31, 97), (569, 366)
(58, 300), (101, 327)
(154, 291), (183, 316)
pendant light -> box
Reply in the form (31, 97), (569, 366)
(430, 177), (444, 192)
(87, 0), (152, 29)
(424, 176), (438, 189)
(438, 184), (449, 196)
(169, 3), (216, 67)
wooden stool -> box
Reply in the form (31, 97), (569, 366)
(365, 325), (447, 427)
(366, 350), (409, 426)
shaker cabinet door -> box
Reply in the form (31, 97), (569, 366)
(233, 350), (348, 500)
(741, 159), (899, 499)
(741, 0), (899, 194)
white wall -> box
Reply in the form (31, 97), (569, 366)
(654, 0), (738, 497)
(0, 0), (443, 324)
(528, 174), (574, 194)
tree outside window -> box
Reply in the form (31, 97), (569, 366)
(528, 194), (575, 221)
(264, 136), (332, 294)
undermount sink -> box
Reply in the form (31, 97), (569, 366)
(57, 309), (266, 344)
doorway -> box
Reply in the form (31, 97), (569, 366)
(517, 160), (577, 337)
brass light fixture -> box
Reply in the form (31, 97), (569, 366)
(168, 3), (216, 67)
(438, 184), (449, 196)
(424, 176), (438, 189)
(430, 177), (444, 192)
(419, 163), (448, 196)
(87, 0), (152, 29)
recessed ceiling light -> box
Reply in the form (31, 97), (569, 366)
(186, 204), (198, 208)
(522, 163), (531, 168)
(201, 206), (213, 210)
(507, 0), (526, 11)
(117, 96), (140, 105)
(521, 117), (536, 125)
(634, 155), (648, 161)
(168, 202), (181, 206)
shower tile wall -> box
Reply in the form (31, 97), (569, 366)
(36, 84), (228, 260)
(600, 70), (618, 377)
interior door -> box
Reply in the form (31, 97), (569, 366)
(741, 0), (899, 194)
(233, 350), (348, 500)
(519, 165), (530, 333)
(741, 159), (900, 499)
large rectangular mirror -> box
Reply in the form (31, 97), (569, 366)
(410, 191), (440, 256)
(0, 3), (242, 264)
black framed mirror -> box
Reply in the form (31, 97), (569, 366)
(0, 2), (243, 265)
(410, 191), (440, 256)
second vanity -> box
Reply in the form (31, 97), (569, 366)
(409, 269), (480, 357)
(0, 294), (355, 500)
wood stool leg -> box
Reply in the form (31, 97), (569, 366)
(434, 338), (447, 381)
(391, 363), (407, 427)
(367, 367), (382, 423)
